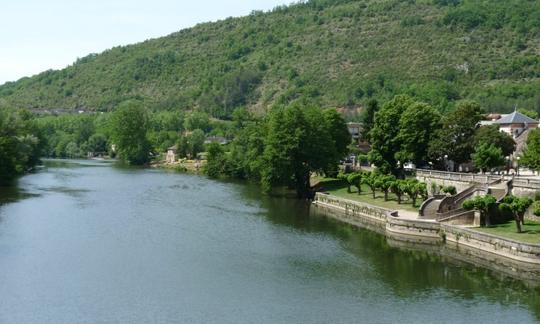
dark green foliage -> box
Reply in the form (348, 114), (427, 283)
(522, 129), (540, 171)
(441, 185), (457, 195)
(110, 101), (151, 165)
(474, 125), (516, 157)
(500, 195), (533, 233)
(261, 104), (349, 198)
(0, 0), (538, 115)
(471, 143), (505, 173)
(463, 194), (497, 226)
(429, 101), (485, 168)
(204, 142), (226, 178)
(369, 95), (440, 174)
(0, 110), (41, 184)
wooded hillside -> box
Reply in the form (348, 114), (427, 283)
(0, 0), (538, 117)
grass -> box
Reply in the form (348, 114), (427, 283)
(473, 221), (540, 244)
(314, 177), (421, 213)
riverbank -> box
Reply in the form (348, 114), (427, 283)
(312, 193), (540, 286)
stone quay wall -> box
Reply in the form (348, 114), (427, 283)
(313, 193), (540, 278)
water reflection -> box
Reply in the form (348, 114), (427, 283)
(238, 183), (540, 320)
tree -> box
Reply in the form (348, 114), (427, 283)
(362, 172), (378, 198)
(361, 98), (378, 142)
(474, 125), (515, 157)
(499, 196), (533, 233)
(0, 111), (41, 184)
(471, 143), (505, 173)
(87, 133), (108, 154)
(369, 95), (414, 175)
(396, 102), (441, 167)
(403, 179), (422, 206)
(347, 172), (364, 195)
(390, 179), (407, 204)
(463, 195), (497, 226)
(375, 174), (396, 201)
(260, 104), (349, 198)
(429, 101), (485, 170)
(110, 101), (151, 165)
(189, 129), (206, 158)
(521, 128), (540, 172)
(184, 112), (210, 132)
(204, 142), (226, 178)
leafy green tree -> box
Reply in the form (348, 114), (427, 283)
(396, 102), (441, 167)
(375, 174), (396, 201)
(403, 179), (423, 206)
(463, 194), (497, 226)
(204, 142), (226, 178)
(521, 129), (540, 172)
(347, 172), (364, 195)
(361, 99), (378, 142)
(110, 101), (151, 165)
(474, 125), (515, 157)
(87, 133), (108, 154)
(189, 129), (206, 158)
(499, 196), (533, 233)
(184, 112), (210, 132)
(390, 179), (407, 204)
(65, 141), (80, 158)
(0, 111), (41, 184)
(471, 143), (505, 174)
(362, 172), (378, 198)
(261, 104), (348, 198)
(369, 95), (414, 175)
(429, 101), (484, 170)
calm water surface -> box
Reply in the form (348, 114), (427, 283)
(0, 160), (539, 323)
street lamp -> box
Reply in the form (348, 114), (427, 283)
(516, 156), (521, 176)
(506, 156), (510, 175)
(444, 155), (449, 172)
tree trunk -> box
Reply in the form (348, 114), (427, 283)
(372, 188), (376, 199)
(295, 170), (311, 199)
(412, 196), (417, 207)
(357, 186), (361, 195)
(397, 194), (401, 204)
(384, 190), (388, 201)
(484, 210), (492, 227)
(514, 214), (522, 233)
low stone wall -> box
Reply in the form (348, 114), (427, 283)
(313, 193), (388, 234)
(312, 193), (540, 283)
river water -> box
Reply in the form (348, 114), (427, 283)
(0, 160), (538, 323)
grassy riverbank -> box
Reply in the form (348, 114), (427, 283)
(313, 177), (420, 213)
(473, 221), (540, 244)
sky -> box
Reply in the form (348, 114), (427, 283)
(0, 0), (289, 85)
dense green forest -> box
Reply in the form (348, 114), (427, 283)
(0, 0), (538, 117)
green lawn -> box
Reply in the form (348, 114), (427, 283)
(314, 178), (420, 213)
(474, 221), (540, 244)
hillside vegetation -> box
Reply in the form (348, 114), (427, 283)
(0, 0), (538, 117)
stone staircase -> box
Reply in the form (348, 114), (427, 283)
(420, 178), (511, 225)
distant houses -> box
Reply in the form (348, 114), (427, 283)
(480, 110), (539, 139)
(166, 145), (177, 163)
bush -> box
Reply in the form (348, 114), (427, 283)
(442, 185), (457, 195)
(534, 201), (540, 216)
(534, 191), (540, 202)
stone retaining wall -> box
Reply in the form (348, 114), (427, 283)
(312, 193), (540, 283)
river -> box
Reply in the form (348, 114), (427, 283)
(0, 160), (538, 323)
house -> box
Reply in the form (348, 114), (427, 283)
(494, 110), (538, 139)
(204, 136), (228, 145)
(166, 145), (178, 163)
(480, 110), (539, 139)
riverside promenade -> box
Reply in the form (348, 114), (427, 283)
(312, 192), (540, 286)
